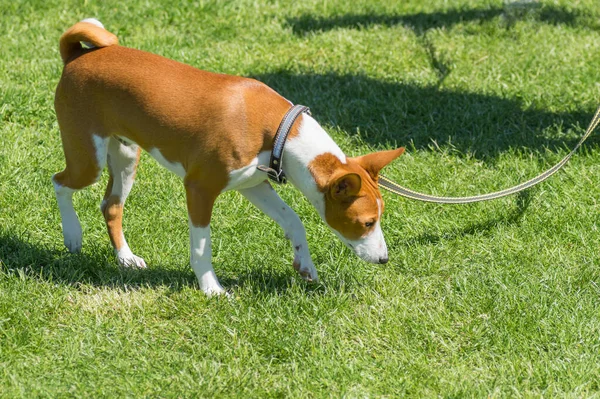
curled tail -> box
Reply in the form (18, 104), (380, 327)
(59, 18), (118, 64)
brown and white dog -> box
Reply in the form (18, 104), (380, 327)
(53, 19), (405, 295)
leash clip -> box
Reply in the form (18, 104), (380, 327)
(257, 164), (287, 184)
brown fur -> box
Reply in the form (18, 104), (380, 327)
(309, 147), (405, 240)
(54, 22), (299, 231)
(59, 22), (118, 64)
(54, 21), (404, 262)
(99, 146), (141, 250)
(101, 194), (125, 250)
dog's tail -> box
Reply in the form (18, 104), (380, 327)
(59, 18), (118, 64)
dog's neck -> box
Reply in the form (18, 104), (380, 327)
(282, 114), (346, 217)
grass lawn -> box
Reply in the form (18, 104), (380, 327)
(2, 0), (600, 396)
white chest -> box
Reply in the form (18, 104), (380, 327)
(222, 150), (272, 192)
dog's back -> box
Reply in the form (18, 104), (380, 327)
(56, 24), (291, 174)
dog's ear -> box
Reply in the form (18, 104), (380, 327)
(354, 147), (405, 180)
(310, 153), (344, 190)
(330, 173), (362, 200)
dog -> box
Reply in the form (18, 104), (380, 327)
(52, 19), (405, 295)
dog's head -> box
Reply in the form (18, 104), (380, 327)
(310, 147), (404, 263)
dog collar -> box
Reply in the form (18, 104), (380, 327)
(257, 104), (311, 184)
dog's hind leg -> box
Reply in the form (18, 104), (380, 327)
(53, 132), (109, 253)
(101, 137), (146, 268)
(239, 181), (318, 282)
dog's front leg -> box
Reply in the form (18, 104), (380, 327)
(185, 180), (225, 295)
(239, 181), (318, 282)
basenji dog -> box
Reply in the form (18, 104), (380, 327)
(53, 19), (405, 295)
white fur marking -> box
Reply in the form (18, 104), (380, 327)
(148, 148), (186, 178)
(189, 222), (225, 296)
(81, 18), (104, 29)
(287, 115), (346, 166)
(80, 18), (105, 49)
(116, 241), (147, 268)
(92, 135), (109, 181)
(52, 178), (82, 253)
(223, 151), (271, 192)
(107, 138), (138, 198)
(105, 138), (146, 268)
(335, 222), (388, 264)
(283, 115), (346, 218)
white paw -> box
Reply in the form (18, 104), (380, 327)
(201, 284), (229, 297)
(193, 264), (228, 296)
(63, 226), (82, 253)
(293, 256), (319, 283)
(117, 250), (147, 268)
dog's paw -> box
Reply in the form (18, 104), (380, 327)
(62, 223), (83, 253)
(201, 284), (228, 297)
(117, 251), (147, 269)
(64, 237), (82, 253)
(293, 257), (319, 283)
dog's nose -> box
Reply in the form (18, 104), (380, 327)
(378, 256), (388, 264)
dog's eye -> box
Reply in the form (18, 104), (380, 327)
(365, 221), (375, 228)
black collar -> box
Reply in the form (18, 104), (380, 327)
(257, 104), (311, 184)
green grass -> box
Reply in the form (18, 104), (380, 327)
(2, 0), (600, 396)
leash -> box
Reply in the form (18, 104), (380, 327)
(378, 104), (600, 204)
(257, 104), (311, 184)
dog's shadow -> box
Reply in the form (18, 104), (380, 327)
(0, 191), (532, 293)
(0, 231), (323, 295)
(0, 231), (193, 291)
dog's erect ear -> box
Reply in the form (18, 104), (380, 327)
(330, 173), (362, 200)
(354, 147), (405, 180)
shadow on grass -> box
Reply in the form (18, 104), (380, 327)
(277, 3), (597, 155)
(0, 230), (324, 295)
(220, 270), (327, 296)
(285, 3), (598, 87)
(287, 3), (597, 36)
(0, 188), (532, 292)
(0, 231), (196, 291)
(254, 70), (595, 159)
(396, 190), (533, 248)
